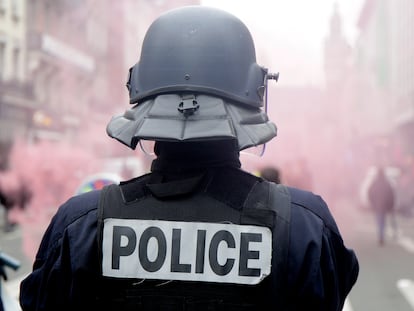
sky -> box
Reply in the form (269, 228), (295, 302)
(201, 0), (365, 86)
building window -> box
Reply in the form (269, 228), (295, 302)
(11, 0), (20, 20)
(0, 0), (5, 14)
(0, 41), (5, 78)
(13, 47), (20, 79)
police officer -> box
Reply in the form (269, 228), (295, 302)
(19, 6), (359, 311)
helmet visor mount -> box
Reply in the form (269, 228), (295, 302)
(241, 70), (279, 157)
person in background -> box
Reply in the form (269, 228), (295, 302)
(367, 166), (397, 246)
(0, 186), (17, 233)
(20, 6), (358, 310)
(0, 178), (32, 233)
(259, 166), (282, 184)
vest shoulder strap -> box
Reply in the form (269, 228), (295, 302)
(269, 183), (291, 310)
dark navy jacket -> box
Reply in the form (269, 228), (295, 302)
(19, 143), (359, 310)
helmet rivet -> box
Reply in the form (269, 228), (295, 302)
(184, 74), (190, 80)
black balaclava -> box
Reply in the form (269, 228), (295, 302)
(151, 140), (241, 175)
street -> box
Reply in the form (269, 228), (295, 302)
(333, 199), (414, 311)
(1, 198), (414, 310)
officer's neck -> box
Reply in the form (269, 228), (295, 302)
(151, 140), (241, 174)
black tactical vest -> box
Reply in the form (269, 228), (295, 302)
(96, 167), (291, 310)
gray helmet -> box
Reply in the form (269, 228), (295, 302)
(107, 5), (278, 151)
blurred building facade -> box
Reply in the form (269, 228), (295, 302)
(263, 1), (414, 201)
(324, 3), (352, 91)
(388, 0), (414, 158)
(0, 0), (30, 169)
(323, 3), (355, 148)
(355, 0), (414, 164)
(0, 0), (199, 171)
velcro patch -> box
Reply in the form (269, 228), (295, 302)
(102, 219), (272, 285)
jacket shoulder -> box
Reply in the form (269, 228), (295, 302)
(286, 186), (339, 234)
(51, 189), (101, 233)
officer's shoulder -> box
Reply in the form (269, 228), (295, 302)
(285, 186), (339, 233)
(54, 189), (101, 228)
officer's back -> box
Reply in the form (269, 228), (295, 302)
(19, 6), (358, 311)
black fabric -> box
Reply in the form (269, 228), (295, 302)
(19, 178), (359, 311)
(96, 279), (270, 310)
(101, 167), (281, 228)
(145, 174), (205, 198)
(151, 141), (241, 174)
(97, 166), (291, 310)
(267, 183), (291, 311)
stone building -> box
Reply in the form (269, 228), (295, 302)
(0, 0), (200, 171)
(356, 0), (414, 163)
(0, 0), (29, 169)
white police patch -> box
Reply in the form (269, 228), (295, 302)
(102, 219), (272, 285)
